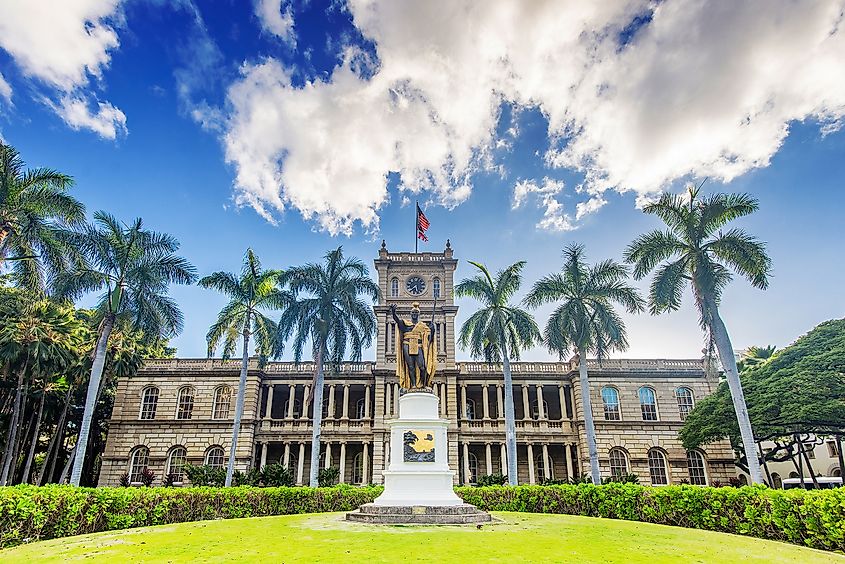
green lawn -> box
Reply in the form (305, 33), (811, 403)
(3, 512), (841, 563)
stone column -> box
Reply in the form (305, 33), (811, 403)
(522, 385), (531, 420)
(265, 385), (274, 419)
(385, 440), (391, 465)
(283, 443), (290, 468)
(461, 385), (468, 420)
(259, 442), (268, 469)
(500, 443), (507, 474)
(496, 385), (504, 419)
(463, 442), (471, 484)
(296, 443), (305, 484)
(287, 384), (296, 419)
(362, 443), (370, 484)
(327, 384), (336, 419)
(558, 385), (567, 421)
(342, 384), (350, 419)
(527, 443), (536, 484)
(569, 443), (579, 479)
(385, 383), (392, 416)
(536, 385), (546, 419)
(301, 385), (310, 420)
(482, 385), (490, 420)
(324, 442), (332, 469)
(542, 444), (551, 480)
(393, 383), (399, 414)
(339, 442), (347, 483)
(364, 384), (371, 420)
(485, 443), (492, 475)
(439, 383), (447, 417)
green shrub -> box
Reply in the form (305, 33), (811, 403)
(318, 467), (340, 487)
(602, 473), (639, 485)
(476, 473), (508, 486)
(184, 464), (225, 487)
(261, 464), (295, 487)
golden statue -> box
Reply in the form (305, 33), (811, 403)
(390, 302), (437, 389)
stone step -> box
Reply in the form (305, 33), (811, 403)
(356, 503), (486, 516)
(346, 509), (493, 525)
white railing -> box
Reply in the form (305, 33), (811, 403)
(142, 358), (373, 374)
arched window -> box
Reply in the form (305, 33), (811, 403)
(832, 467), (841, 477)
(686, 450), (707, 485)
(535, 453), (555, 481)
(352, 452), (364, 484)
(213, 386), (232, 419)
(467, 453), (479, 484)
(647, 448), (669, 485)
(176, 386), (194, 420)
(205, 446), (225, 468)
(129, 446), (149, 484)
(676, 387), (694, 420)
(433, 277), (441, 298)
(356, 398), (366, 419)
(638, 387), (658, 421)
(738, 474), (748, 486)
(601, 387), (621, 421)
(286, 450), (298, 472)
(771, 472), (783, 489)
(139, 386), (159, 420)
(465, 398), (476, 420)
(532, 400), (549, 420)
(609, 448), (629, 478)
(167, 446), (188, 484)
(788, 471), (799, 479)
(390, 277), (399, 297)
(284, 399), (301, 418)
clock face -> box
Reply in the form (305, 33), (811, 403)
(406, 276), (426, 295)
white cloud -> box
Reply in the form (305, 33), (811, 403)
(575, 196), (607, 221)
(255, 0), (296, 45)
(220, 0), (845, 234)
(55, 96), (127, 140)
(0, 73), (11, 105)
(511, 178), (575, 232)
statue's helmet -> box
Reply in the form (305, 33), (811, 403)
(411, 301), (421, 314)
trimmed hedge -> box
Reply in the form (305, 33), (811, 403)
(459, 483), (845, 553)
(1, 483), (843, 552)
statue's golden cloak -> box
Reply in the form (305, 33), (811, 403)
(396, 320), (437, 389)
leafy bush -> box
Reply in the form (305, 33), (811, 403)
(318, 467), (340, 487)
(140, 468), (155, 487)
(118, 473), (130, 487)
(262, 464), (295, 487)
(184, 464), (225, 487)
(476, 473), (508, 487)
(602, 473), (639, 485)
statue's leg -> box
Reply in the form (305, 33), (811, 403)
(416, 351), (428, 386)
(402, 345), (415, 388)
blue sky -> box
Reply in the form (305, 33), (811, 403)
(1, 1), (843, 360)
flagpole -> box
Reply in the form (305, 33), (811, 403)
(415, 200), (418, 254)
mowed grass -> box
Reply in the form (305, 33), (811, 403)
(3, 512), (842, 563)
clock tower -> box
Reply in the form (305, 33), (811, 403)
(373, 240), (458, 371)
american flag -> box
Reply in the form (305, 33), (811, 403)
(416, 204), (430, 242)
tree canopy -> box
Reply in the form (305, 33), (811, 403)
(681, 318), (845, 450)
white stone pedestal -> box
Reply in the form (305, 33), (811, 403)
(373, 392), (463, 506)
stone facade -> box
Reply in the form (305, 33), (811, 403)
(99, 243), (735, 487)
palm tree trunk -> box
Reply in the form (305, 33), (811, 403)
(59, 445), (75, 483)
(0, 358), (28, 485)
(577, 346), (601, 485)
(796, 436), (819, 488)
(308, 340), (325, 488)
(704, 296), (764, 484)
(21, 385), (46, 483)
(225, 320), (251, 487)
(500, 340), (518, 485)
(70, 314), (115, 486)
(836, 436), (844, 484)
(38, 387), (72, 485)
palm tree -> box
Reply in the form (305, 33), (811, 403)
(624, 185), (771, 484)
(455, 261), (540, 486)
(200, 249), (289, 487)
(55, 212), (196, 486)
(524, 245), (643, 485)
(0, 142), (84, 291)
(277, 247), (378, 487)
(737, 345), (777, 373)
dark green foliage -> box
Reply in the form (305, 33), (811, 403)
(476, 473), (508, 486)
(261, 464), (295, 487)
(2, 484), (843, 552)
(162, 473), (178, 487)
(139, 468), (155, 488)
(681, 319), (845, 449)
(118, 473), (130, 488)
(318, 467), (340, 487)
(602, 473), (640, 485)
(184, 464), (225, 487)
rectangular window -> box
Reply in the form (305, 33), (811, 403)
(828, 442), (838, 457)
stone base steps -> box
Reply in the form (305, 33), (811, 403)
(346, 503), (492, 525)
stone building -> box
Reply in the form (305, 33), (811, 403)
(99, 243), (735, 487)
